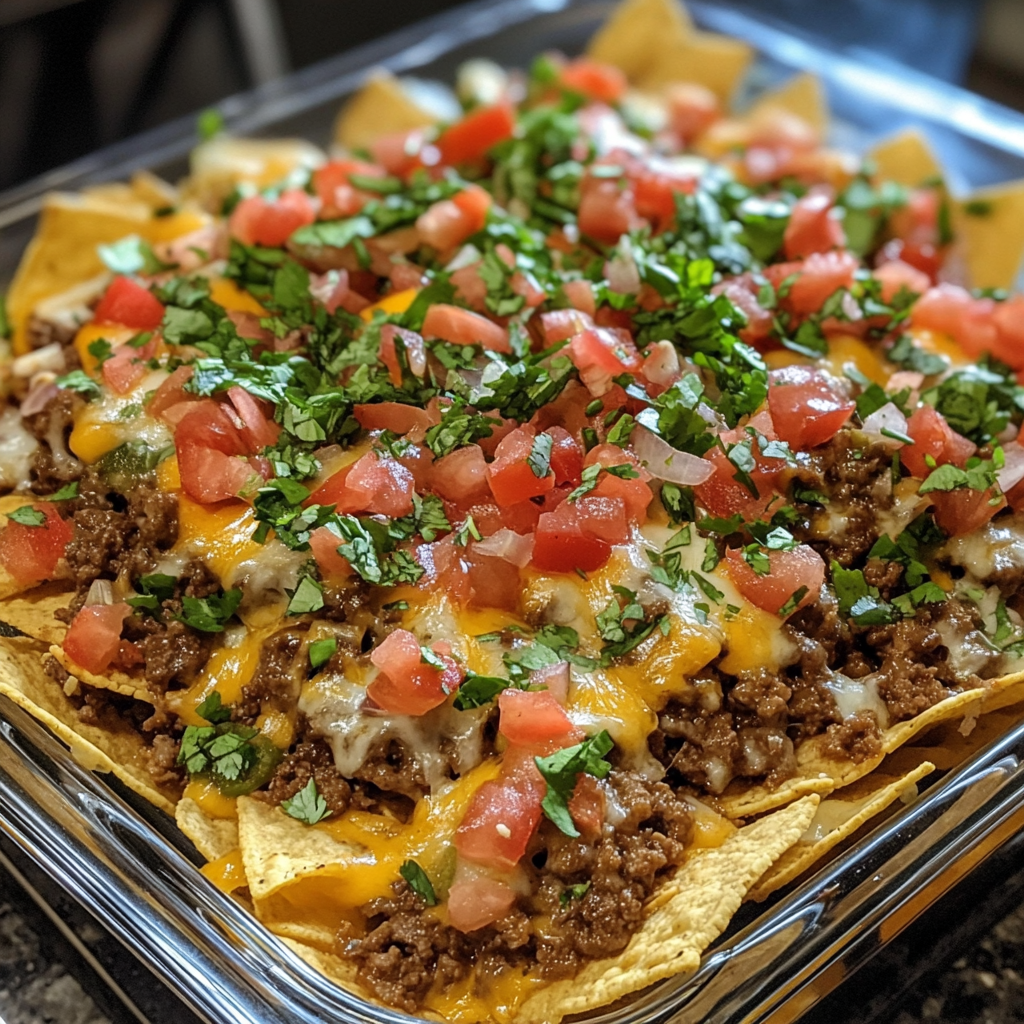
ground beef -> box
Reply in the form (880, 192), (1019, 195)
(824, 711), (883, 761)
(145, 733), (183, 787)
(352, 737), (429, 800)
(26, 315), (79, 362)
(342, 771), (692, 1009)
(25, 389), (83, 493)
(241, 629), (304, 715)
(260, 740), (351, 817)
(789, 433), (895, 567)
(59, 477), (178, 597)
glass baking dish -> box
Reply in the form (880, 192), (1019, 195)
(4, 1), (1024, 1020)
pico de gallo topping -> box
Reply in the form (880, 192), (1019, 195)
(5, 33), (1024, 1018)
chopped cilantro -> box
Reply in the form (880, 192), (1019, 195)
(528, 431), (554, 478)
(6, 506), (46, 527)
(195, 691), (232, 725)
(399, 860), (438, 905)
(308, 638), (338, 670)
(176, 588), (243, 633)
(282, 778), (331, 825)
(534, 731), (614, 837)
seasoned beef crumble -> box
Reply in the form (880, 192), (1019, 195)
(340, 771), (692, 1009)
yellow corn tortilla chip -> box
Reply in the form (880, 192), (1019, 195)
(587, 0), (692, 83)
(720, 685), (986, 818)
(48, 644), (153, 702)
(868, 128), (943, 187)
(0, 636), (178, 813)
(236, 795), (365, 902)
(277, 938), (369, 999)
(5, 192), (154, 355)
(639, 31), (754, 102)
(176, 797), (240, 862)
(334, 72), (438, 153)
(748, 72), (828, 138)
(0, 582), (72, 645)
(516, 795), (819, 1022)
(954, 180), (1024, 290)
(748, 760), (935, 901)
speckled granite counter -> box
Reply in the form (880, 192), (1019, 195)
(2, 828), (1024, 1024)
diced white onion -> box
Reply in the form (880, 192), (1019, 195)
(997, 441), (1024, 494)
(20, 381), (59, 417)
(12, 343), (64, 379)
(529, 661), (569, 705)
(860, 403), (909, 446)
(87, 580), (115, 606)
(604, 239), (641, 294)
(473, 529), (534, 567)
(632, 425), (714, 485)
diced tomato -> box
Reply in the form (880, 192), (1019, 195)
(910, 284), (987, 357)
(0, 503), (73, 585)
(455, 753), (546, 869)
(532, 502), (612, 573)
(559, 58), (627, 103)
(227, 386), (280, 450)
(369, 128), (427, 177)
(695, 446), (780, 521)
(874, 260), (931, 304)
(578, 180), (639, 245)
(547, 426), (583, 486)
(486, 426), (555, 507)
(102, 335), (158, 395)
(540, 309), (594, 346)
(567, 773), (605, 837)
(563, 280), (596, 317)
(354, 402), (434, 435)
(377, 324), (427, 386)
(890, 187), (941, 249)
(416, 184), (492, 250)
(722, 545), (825, 617)
(462, 550), (522, 611)
(901, 405), (976, 479)
(568, 326), (642, 396)
(63, 603), (131, 675)
(311, 453), (414, 517)
(312, 158), (386, 217)
(574, 495), (628, 544)
(309, 526), (351, 579)
(783, 187), (845, 259)
(666, 82), (720, 142)
(529, 660), (570, 705)
(175, 400), (248, 456)
(930, 487), (1005, 538)
(783, 251), (859, 316)
(93, 277), (165, 331)
(716, 274), (774, 346)
(367, 629), (458, 716)
(498, 689), (578, 747)
(437, 103), (516, 166)
(176, 445), (258, 505)
(422, 304), (510, 353)
(767, 365), (854, 449)
(990, 295), (1024, 370)
(150, 365), (194, 421)
(228, 189), (316, 247)
(430, 445), (492, 507)
(585, 445), (652, 523)
(630, 162), (695, 228)
(447, 877), (518, 933)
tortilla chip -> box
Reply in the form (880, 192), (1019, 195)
(48, 644), (153, 702)
(236, 795), (365, 902)
(748, 73), (828, 138)
(639, 31), (754, 102)
(278, 938), (368, 997)
(748, 760), (935, 901)
(182, 136), (326, 212)
(176, 796), (240, 862)
(720, 686), (985, 818)
(516, 794), (819, 1022)
(334, 72), (438, 153)
(954, 180), (1024, 290)
(129, 170), (179, 209)
(868, 128), (943, 188)
(0, 636), (178, 813)
(0, 582), (72, 644)
(6, 192), (153, 355)
(587, 0), (692, 83)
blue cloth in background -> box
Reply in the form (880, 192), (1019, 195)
(728, 0), (984, 83)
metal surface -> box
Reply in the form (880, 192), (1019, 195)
(4, 1), (1024, 1021)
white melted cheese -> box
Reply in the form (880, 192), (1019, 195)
(824, 671), (891, 730)
(0, 409), (38, 490)
(933, 614), (998, 678)
(300, 670), (489, 792)
(944, 519), (1024, 583)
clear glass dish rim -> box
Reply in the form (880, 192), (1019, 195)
(3, 2), (1024, 1022)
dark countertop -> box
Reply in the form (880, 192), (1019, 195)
(3, 828), (1024, 1024)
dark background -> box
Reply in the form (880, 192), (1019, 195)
(1, 0), (1024, 192)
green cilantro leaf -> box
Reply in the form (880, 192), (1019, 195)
(534, 731), (614, 837)
(196, 691), (232, 724)
(528, 431), (554, 478)
(50, 482), (79, 501)
(309, 638), (338, 671)
(6, 506), (46, 527)
(282, 778), (331, 826)
(176, 588), (243, 632)
(287, 574), (325, 616)
(399, 859), (438, 905)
